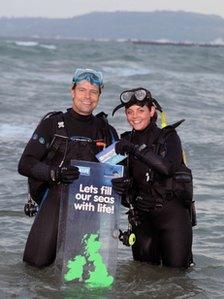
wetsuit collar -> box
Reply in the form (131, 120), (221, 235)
(132, 121), (161, 146)
(67, 108), (94, 122)
(133, 121), (158, 136)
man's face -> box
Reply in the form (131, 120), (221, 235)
(71, 80), (100, 115)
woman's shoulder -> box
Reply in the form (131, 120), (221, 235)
(160, 119), (185, 140)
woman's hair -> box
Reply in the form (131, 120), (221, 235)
(146, 101), (158, 122)
(125, 100), (158, 122)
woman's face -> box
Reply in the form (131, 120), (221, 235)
(125, 104), (155, 131)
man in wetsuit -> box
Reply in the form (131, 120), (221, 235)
(18, 68), (118, 268)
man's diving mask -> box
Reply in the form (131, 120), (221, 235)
(72, 68), (104, 88)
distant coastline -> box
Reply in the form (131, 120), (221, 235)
(0, 11), (224, 43)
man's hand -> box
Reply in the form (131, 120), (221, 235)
(50, 166), (80, 184)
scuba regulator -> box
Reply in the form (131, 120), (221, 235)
(24, 196), (38, 217)
(119, 226), (136, 247)
(118, 200), (138, 247)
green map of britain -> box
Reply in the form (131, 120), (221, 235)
(64, 233), (114, 288)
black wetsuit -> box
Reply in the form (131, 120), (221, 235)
(123, 121), (193, 268)
(18, 108), (118, 268)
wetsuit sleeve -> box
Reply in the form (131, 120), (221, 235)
(18, 117), (56, 181)
(133, 131), (183, 176)
(108, 124), (119, 143)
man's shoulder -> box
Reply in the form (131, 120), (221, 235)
(41, 111), (64, 121)
(94, 111), (114, 129)
(35, 111), (65, 135)
(94, 111), (108, 124)
(38, 111), (64, 126)
(94, 111), (118, 142)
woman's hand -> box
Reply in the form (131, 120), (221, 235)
(115, 139), (136, 155)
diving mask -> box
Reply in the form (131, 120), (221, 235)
(112, 87), (163, 116)
(72, 68), (104, 88)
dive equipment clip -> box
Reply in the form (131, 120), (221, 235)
(24, 195), (39, 217)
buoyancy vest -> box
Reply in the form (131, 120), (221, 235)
(122, 121), (193, 209)
(28, 111), (117, 205)
(153, 121), (193, 206)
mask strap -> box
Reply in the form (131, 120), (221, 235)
(112, 103), (125, 116)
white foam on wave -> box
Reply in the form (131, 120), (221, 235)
(210, 38), (224, 45)
(40, 44), (57, 50)
(14, 41), (39, 47)
(8, 40), (57, 50)
(0, 123), (33, 141)
(103, 66), (151, 77)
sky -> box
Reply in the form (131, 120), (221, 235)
(1, 0), (224, 19)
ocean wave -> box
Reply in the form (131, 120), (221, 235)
(210, 38), (224, 45)
(39, 44), (56, 50)
(0, 123), (33, 141)
(7, 40), (57, 50)
(103, 66), (152, 77)
(13, 41), (39, 47)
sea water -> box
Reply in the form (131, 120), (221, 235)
(0, 38), (224, 298)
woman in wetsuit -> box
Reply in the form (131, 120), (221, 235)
(112, 87), (194, 268)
